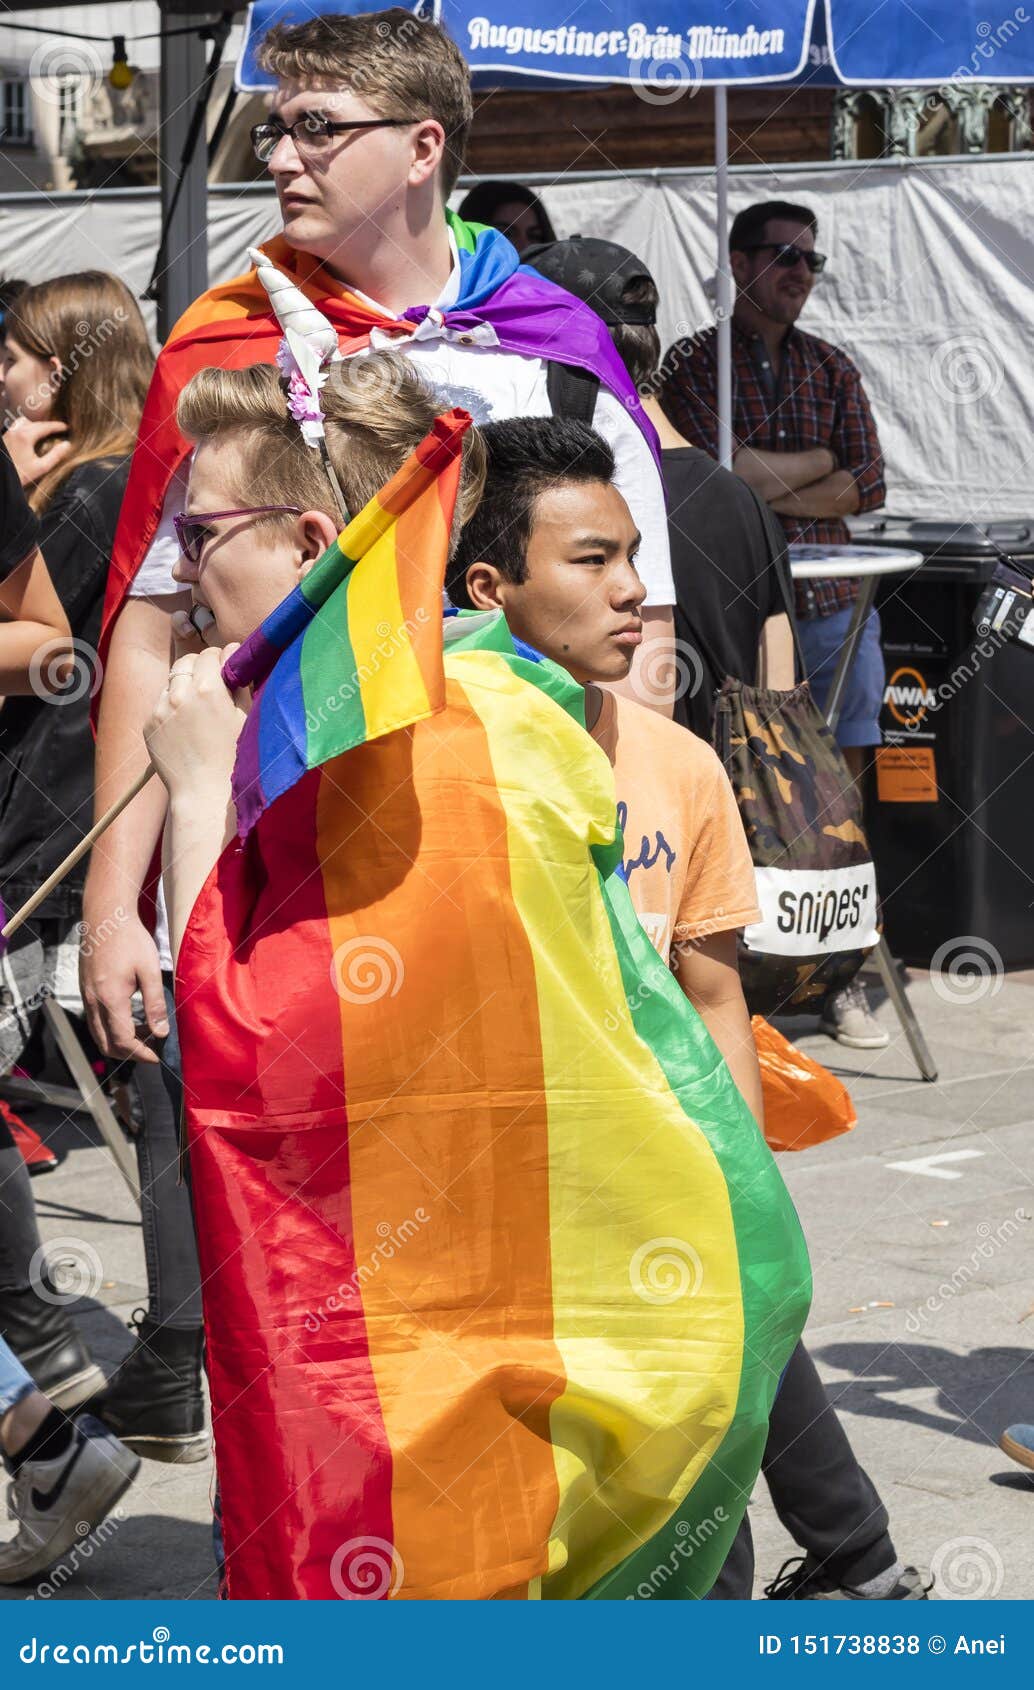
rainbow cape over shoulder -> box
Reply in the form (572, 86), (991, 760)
(98, 212), (659, 688)
(176, 449), (810, 1596)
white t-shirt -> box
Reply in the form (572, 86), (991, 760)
(130, 246), (674, 968)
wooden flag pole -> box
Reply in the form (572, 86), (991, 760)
(1, 765), (156, 942)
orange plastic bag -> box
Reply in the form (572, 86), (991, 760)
(753, 1015), (857, 1152)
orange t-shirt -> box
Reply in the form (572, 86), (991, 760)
(589, 690), (761, 961)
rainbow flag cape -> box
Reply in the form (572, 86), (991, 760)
(98, 212), (659, 684)
(177, 432), (810, 1599)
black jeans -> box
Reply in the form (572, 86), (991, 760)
(708, 1340), (895, 1599)
(131, 981), (202, 1331)
(0, 1119), (43, 1294)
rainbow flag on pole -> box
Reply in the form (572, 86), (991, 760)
(180, 425), (810, 1600)
(222, 407), (468, 836)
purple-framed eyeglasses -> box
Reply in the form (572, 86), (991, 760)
(173, 506), (303, 565)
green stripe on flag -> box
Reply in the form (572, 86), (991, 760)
(302, 557), (367, 766)
(584, 881), (811, 1599)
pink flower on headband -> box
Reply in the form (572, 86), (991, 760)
(284, 365), (323, 426)
(276, 334), (328, 438)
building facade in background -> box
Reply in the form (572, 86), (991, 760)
(0, 3), (256, 192)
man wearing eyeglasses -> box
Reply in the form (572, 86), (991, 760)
(82, 6), (675, 1055)
(660, 199), (889, 1050)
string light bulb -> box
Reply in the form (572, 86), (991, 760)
(109, 35), (134, 90)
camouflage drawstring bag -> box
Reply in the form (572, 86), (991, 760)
(714, 678), (880, 1016)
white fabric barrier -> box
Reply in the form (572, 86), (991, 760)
(532, 154), (1034, 521)
(1, 153), (1031, 518)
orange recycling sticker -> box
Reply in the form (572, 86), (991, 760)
(876, 745), (938, 803)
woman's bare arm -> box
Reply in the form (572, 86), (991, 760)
(0, 547), (71, 693)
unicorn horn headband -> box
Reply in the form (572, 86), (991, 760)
(248, 247), (350, 524)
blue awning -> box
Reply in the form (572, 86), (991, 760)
(236, 0), (1034, 93)
(822, 0), (1034, 86)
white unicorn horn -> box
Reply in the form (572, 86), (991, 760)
(248, 247), (339, 363)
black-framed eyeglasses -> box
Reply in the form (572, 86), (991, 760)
(739, 241), (827, 274)
(251, 114), (417, 164)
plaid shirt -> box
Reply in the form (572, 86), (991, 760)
(659, 321), (886, 616)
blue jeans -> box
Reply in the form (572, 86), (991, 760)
(798, 606), (885, 748)
(0, 1331), (35, 1417)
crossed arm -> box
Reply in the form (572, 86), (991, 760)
(734, 445), (863, 520)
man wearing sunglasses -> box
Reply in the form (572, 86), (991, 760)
(660, 199), (889, 1051)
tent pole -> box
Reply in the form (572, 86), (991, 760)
(154, 6), (213, 341)
(714, 83), (733, 471)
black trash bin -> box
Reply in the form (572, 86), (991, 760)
(850, 517), (1034, 969)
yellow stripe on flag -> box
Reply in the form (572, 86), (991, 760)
(450, 649), (745, 1599)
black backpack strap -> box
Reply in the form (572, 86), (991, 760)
(546, 361), (601, 425)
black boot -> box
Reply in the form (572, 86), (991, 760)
(0, 1283), (105, 1410)
(85, 1312), (207, 1464)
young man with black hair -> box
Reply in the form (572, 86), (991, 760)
(448, 414), (764, 1133)
(448, 412), (930, 1606)
(658, 200), (889, 1051)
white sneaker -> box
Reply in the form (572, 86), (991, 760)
(820, 980), (890, 1050)
(0, 1414), (140, 1585)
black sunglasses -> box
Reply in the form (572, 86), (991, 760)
(739, 241), (827, 274)
(251, 114), (416, 164)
